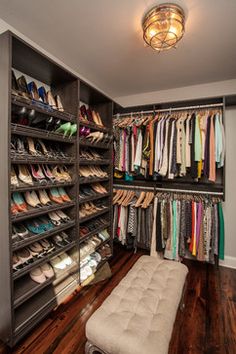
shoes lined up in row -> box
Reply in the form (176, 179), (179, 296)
(79, 149), (103, 161)
(79, 166), (108, 179)
(79, 217), (108, 237)
(80, 245), (112, 282)
(11, 165), (72, 187)
(11, 188), (72, 215)
(12, 231), (71, 272)
(79, 183), (108, 199)
(81, 131), (112, 144)
(12, 70), (64, 112)
(79, 201), (107, 219)
(79, 105), (105, 128)
(11, 136), (73, 160)
(80, 229), (110, 260)
(12, 211), (72, 243)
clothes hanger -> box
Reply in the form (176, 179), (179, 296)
(117, 190), (128, 205)
(135, 191), (146, 208)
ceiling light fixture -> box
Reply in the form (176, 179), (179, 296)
(142, 3), (185, 52)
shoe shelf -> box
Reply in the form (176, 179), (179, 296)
(12, 220), (76, 252)
(12, 94), (77, 123)
(52, 261), (78, 287)
(79, 120), (111, 133)
(14, 275), (55, 309)
(11, 124), (76, 144)
(14, 275), (79, 339)
(11, 180), (75, 193)
(79, 177), (109, 185)
(80, 255), (112, 287)
(11, 156), (75, 165)
(79, 159), (110, 165)
(79, 192), (110, 204)
(79, 208), (109, 224)
(79, 222), (110, 244)
(11, 201), (75, 223)
(79, 139), (111, 150)
(13, 241), (76, 281)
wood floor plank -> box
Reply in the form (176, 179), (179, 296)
(0, 246), (235, 354)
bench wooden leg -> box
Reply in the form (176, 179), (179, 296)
(85, 341), (108, 354)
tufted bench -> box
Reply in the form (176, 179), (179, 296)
(85, 255), (188, 354)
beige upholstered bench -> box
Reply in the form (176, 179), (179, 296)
(85, 255), (188, 354)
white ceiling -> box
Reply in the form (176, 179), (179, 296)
(0, 0), (236, 99)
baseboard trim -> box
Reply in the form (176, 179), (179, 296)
(219, 256), (236, 269)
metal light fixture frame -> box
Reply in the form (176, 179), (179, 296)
(142, 3), (185, 52)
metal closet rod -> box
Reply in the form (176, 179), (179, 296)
(113, 102), (224, 118)
(113, 183), (224, 196)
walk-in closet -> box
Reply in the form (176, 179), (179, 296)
(0, 1), (235, 353)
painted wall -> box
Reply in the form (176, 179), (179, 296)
(222, 107), (236, 267)
(115, 80), (236, 107)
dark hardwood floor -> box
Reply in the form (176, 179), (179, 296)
(0, 245), (236, 354)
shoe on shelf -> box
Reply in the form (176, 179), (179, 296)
(38, 86), (48, 104)
(42, 165), (56, 182)
(39, 239), (55, 253)
(40, 263), (54, 278)
(24, 191), (42, 208)
(47, 91), (57, 109)
(58, 187), (71, 202)
(12, 192), (28, 212)
(48, 211), (62, 226)
(27, 81), (41, 101)
(17, 248), (34, 264)
(38, 189), (52, 206)
(60, 252), (73, 266)
(12, 254), (23, 271)
(18, 165), (33, 186)
(12, 224), (29, 239)
(55, 122), (72, 137)
(55, 95), (64, 112)
(55, 210), (71, 222)
(11, 166), (19, 187)
(30, 165), (47, 184)
(49, 188), (64, 204)
(30, 267), (47, 284)
(17, 75), (32, 99)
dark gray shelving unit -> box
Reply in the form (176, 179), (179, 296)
(0, 30), (114, 347)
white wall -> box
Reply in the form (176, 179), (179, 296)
(115, 80), (236, 107)
(221, 107), (236, 268)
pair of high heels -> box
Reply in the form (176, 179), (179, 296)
(85, 132), (112, 144)
(80, 149), (102, 161)
(79, 105), (105, 127)
(79, 166), (108, 178)
(91, 183), (108, 194)
(55, 122), (77, 138)
(79, 201), (105, 218)
(12, 71), (64, 112)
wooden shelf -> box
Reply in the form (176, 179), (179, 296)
(13, 241), (76, 280)
(79, 120), (110, 133)
(79, 208), (109, 223)
(11, 201), (75, 223)
(79, 159), (110, 165)
(11, 181), (75, 193)
(12, 220), (76, 251)
(12, 94), (76, 123)
(11, 123), (76, 144)
(79, 192), (110, 204)
(79, 222), (110, 244)
(79, 139), (111, 150)
(79, 177), (109, 185)
(11, 156), (75, 165)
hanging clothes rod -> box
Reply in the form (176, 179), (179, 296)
(113, 102), (224, 118)
(113, 183), (224, 196)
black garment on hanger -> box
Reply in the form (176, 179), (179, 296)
(156, 202), (163, 252)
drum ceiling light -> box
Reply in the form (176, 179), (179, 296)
(142, 3), (185, 52)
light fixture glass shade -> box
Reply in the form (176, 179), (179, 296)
(142, 3), (185, 51)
